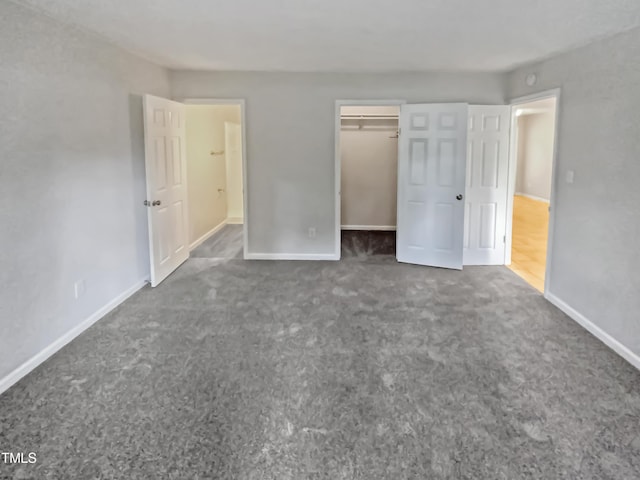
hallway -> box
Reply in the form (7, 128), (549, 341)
(508, 195), (549, 292)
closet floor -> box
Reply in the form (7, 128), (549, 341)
(341, 230), (396, 259)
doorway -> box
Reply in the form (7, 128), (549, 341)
(185, 101), (246, 260)
(507, 94), (559, 292)
(334, 101), (470, 269)
(337, 103), (401, 259)
(142, 95), (248, 286)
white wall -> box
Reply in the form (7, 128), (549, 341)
(186, 105), (241, 245)
(0, 2), (170, 388)
(516, 111), (555, 201)
(340, 106), (399, 228)
(508, 26), (640, 359)
(171, 71), (506, 256)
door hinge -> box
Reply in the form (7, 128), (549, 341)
(503, 235), (506, 243)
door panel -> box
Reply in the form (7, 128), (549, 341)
(172, 200), (186, 254)
(464, 106), (510, 265)
(171, 137), (183, 186)
(434, 203), (454, 250)
(143, 94), (189, 286)
(154, 138), (168, 190)
(396, 103), (468, 269)
(157, 205), (171, 264)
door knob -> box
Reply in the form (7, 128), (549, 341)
(456, 194), (463, 201)
(152, 200), (161, 206)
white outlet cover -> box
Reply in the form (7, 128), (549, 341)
(74, 280), (85, 299)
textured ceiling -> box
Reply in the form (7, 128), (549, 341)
(15, 0), (640, 72)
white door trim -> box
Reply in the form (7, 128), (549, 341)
(180, 98), (249, 259)
(507, 88), (561, 299)
(334, 99), (406, 259)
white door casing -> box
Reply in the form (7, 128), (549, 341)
(396, 103), (468, 269)
(143, 94), (189, 287)
(463, 106), (511, 265)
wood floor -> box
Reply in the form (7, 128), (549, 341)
(508, 195), (549, 292)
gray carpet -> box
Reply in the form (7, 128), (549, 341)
(1, 228), (639, 479)
(191, 224), (244, 260)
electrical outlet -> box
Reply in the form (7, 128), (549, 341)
(308, 227), (316, 238)
(74, 280), (85, 299)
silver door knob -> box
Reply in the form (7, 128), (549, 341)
(456, 194), (463, 200)
(152, 200), (161, 206)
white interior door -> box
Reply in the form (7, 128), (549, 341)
(396, 103), (468, 269)
(143, 94), (189, 287)
(463, 106), (511, 265)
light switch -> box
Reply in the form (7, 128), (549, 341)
(566, 170), (575, 184)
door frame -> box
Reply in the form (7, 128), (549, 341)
(334, 99), (406, 259)
(180, 98), (249, 259)
(506, 88), (561, 297)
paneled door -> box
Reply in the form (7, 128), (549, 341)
(143, 95), (189, 286)
(463, 106), (510, 265)
(396, 103), (468, 269)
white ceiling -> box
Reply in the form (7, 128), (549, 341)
(16, 0), (640, 72)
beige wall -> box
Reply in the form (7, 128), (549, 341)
(186, 105), (241, 245)
(516, 110), (555, 201)
(340, 106), (399, 228)
(224, 122), (244, 223)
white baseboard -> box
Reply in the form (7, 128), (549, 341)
(341, 225), (396, 231)
(226, 217), (244, 225)
(245, 253), (339, 261)
(0, 279), (148, 396)
(189, 220), (227, 251)
(546, 292), (640, 371)
(515, 192), (550, 203)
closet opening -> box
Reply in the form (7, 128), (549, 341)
(337, 104), (401, 260)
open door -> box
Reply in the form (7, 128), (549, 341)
(396, 103), (468, 269)
(143, 94), (189, 287)
(463, 105), (511, 265)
